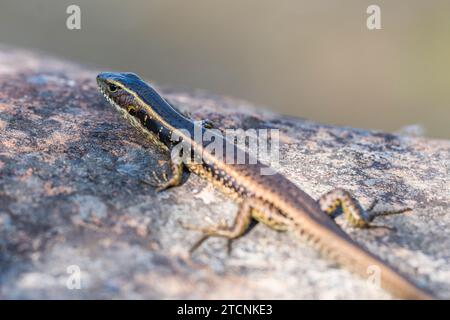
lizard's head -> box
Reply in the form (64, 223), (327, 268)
(96, 72), (142, 115)
(96, 72), (183, 147)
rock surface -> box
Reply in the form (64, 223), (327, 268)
(0, 45), (449, 299)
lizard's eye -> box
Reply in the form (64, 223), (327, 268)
(108, 83), (118, 92)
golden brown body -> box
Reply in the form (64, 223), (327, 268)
(97, 72), (433, 299)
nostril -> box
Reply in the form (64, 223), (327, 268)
(96, 73), (108, 83)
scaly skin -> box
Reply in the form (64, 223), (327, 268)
(97, 72), (433, 299)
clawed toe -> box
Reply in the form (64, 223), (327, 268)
(226, 239), (233, 255)
(178, 220), (205, 232)
(139, 170), (172, 191)
(139, 177), (160, 188)
(370, 208), (412, 217)
(189, 235), (211, 254)
(152, 170), (168, 184)
(367, 224), (397, 232)
(366, 199), (379, 212)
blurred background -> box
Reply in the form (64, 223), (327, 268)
(0, 0), (449, 138)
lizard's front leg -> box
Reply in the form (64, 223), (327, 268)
(318, 188), (411, 230)
(143, 146), (184, 192)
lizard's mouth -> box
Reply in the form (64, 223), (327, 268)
(97, 84), (126, 117)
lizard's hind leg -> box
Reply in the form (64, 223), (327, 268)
(180, 199), (253, 255)
(318, 188), (411, 230)
(180, 198), (290, 255)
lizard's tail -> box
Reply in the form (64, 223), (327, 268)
(303, 223), (434, 299)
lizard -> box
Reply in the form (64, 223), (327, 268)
(96, 72), (433, 299)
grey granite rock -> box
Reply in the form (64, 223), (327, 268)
(0, 46), (449, 299)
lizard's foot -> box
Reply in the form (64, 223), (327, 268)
(140, 152), (184, 192)
(180, 219), (235, 254)
(140, 169), (168, 190)
(362, 202), (412, 231)
(319, 188), (411, 231)
(366, 201), (412, 223)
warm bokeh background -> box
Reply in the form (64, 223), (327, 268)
(1, 0), (449, 138)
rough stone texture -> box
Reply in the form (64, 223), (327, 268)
(0, 45), (449, 299)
